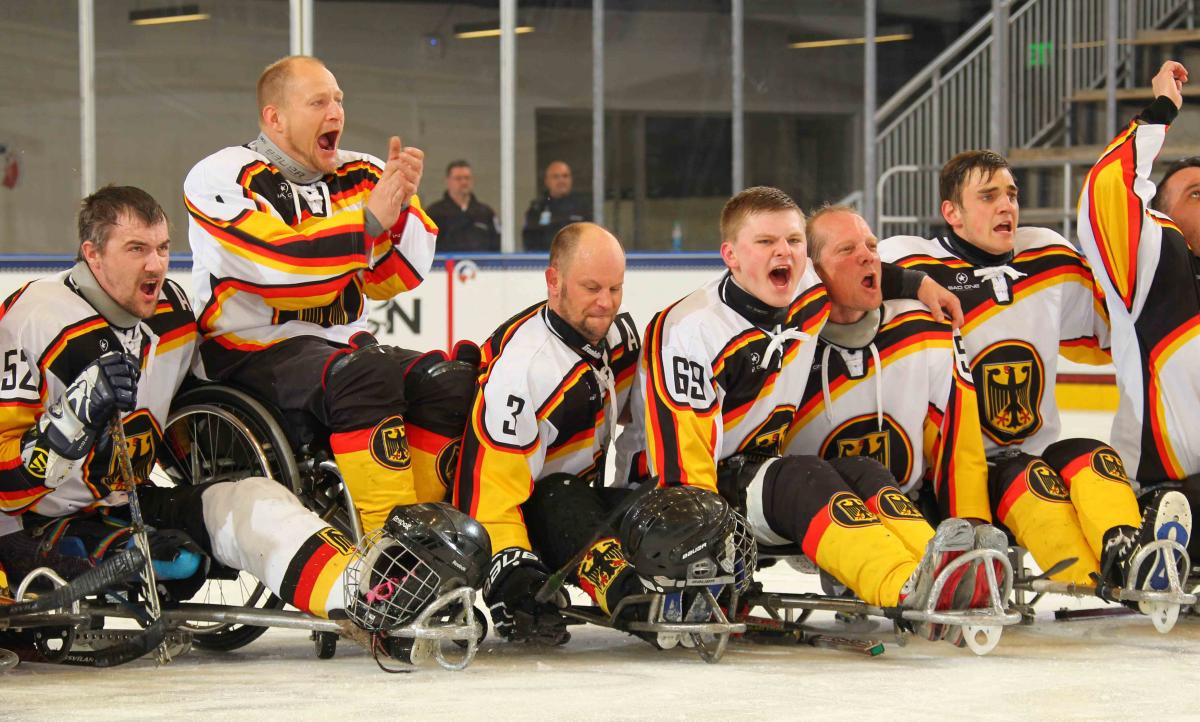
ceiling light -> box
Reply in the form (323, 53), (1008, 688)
(130, 4), (210, 26)
(453, 21), (535, 40)
(789, 33), (912, 50)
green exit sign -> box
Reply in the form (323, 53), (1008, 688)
(1029, 40), (1053, 67)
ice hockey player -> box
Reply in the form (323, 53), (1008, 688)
(455, 222), (649, 645)
(0, 185), (488, 662)
(880, 145), (1191, 600)
(1076, 60), (1200, 562)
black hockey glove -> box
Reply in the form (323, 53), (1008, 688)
(484, 547), (570, 646)
(38, 352), (139, 461)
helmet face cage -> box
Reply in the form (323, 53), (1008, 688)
(344, 528), (443, 633)
(725, 509), (757, 594)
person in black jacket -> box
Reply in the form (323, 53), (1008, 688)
(523, 161), (591, 251)
(425, 160), (500, 253)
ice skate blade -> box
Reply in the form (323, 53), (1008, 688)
(959, 624), (1002, 655)
(1142, 601), (1180, 633)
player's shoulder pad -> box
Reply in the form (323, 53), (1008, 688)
(608, 309), (641, 349)
(160, 278), (194, 315)
(878, 234), (938, 262)
(338, 149), (384, 174)
(184, 144), (268, 192)
(1014, 225), (1073, 252)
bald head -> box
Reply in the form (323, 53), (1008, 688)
(546, 223), (625, 344)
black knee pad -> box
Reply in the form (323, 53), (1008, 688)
(1042, 437), (1130, 481)
(137, 483), (219, 556)
(522, 473), (610, 568)
(757, 455), (851, 544)
(827, 455), (896, 498)
(402, 352), (480, 437)
(322, 344), (416, 431)
(988, 452), (1069, 518)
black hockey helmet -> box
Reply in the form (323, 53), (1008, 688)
(619, 486), (754, 591)
(345, 502), (491, 632)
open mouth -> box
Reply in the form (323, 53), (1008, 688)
(993, 221), (1013, 234)
(317, 130), (339, 152)
(861, 273), (877, 289)
(140, 279), (161, 298)
(769, 265), (791, 287)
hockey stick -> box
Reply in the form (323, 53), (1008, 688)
(0, 547), (145, 619)
(109, 416), (170, 664)
(533, 482), (657, 605)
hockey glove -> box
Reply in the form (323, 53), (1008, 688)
(38, 352), (139, 461)
(484, 547), (570, 646)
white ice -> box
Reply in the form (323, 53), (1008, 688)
(5, 412), (1198, 722)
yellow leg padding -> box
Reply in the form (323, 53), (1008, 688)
(331, 421), (419, 534)
(1002, 493), (1099, 585)
(866, 489), (935, 559)
(1059, 453), (1142, 560)
(807, 514), (919, 607)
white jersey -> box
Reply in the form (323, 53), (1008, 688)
(184, 140), (437, 379)
(640, 269), (829, 493)
(455, 302), (642, 553)
(879, 227), (1111, 457)
(784, 299), (991, 520)
(1077, 97), (1200, 481)
(0, 266), (197, 523)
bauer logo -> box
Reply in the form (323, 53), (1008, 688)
(828, 491), (879, 528)
(370, 415), (411, 471)
(681, 542), (708, 560)
(1090, 449), (1129, 483)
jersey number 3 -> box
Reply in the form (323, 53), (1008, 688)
(501, 394), (525, 436)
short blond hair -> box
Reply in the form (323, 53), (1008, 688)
(257, 55), (325, 112)
(719, 186), (801, 245)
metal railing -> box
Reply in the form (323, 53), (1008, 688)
(876, 0), (1190, 238)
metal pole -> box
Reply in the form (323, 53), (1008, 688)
(863, 0), (877, 229)
(592, 0), (605, 227)
(990, 0), (1009, 152)
(1105, 0), (1118, 140)
(290, 0), (313, 55)
(79, 0), (95, 197)
(500, 0), (517, 253)
(731, 0), (744, 194)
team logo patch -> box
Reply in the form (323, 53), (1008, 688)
(370, 415), (411, 471)
(828, 491), (879, 528)
(1025, 459), (1069, 503)
(877, 489), (924, 521)
(436, 438), (462, 486)
(738, 405), (795, 456)
(820, 414), (914, 485)
(1091, 449), (1129, 483)
(25, 447), (48, 479)
(317, 527), (356, 556)
(972, 340), (1044, 445)
(104, 411), (157, 485)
